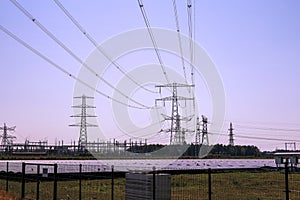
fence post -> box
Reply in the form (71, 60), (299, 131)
(79, 164), (82, 200)
(6, 162), (9, 192)
(36, 164), (40, 200)
(53, 164), (57, 200)
(285, 161), (290, 200)
(153, 167), (156, 200)
(21, 162), (25, 199)
(208, 168), (212, 200)
(111, 165), (114, 200)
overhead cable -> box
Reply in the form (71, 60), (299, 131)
(209, 132), (300, 142)
(0, 24), (148, 110)
(172, 0), (188, 85)
(53, 0), (157, 94)
(187, 0), (195, 85)
(137, 0), (170, 84)
(10, 0), (151, 109)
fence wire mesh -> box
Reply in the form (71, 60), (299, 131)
(0, 162), (299, 200)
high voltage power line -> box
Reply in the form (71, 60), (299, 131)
(7, 0), (198, 112)
(172, 0), (188, 85)
(137, 0), (170, 84)
(180, 121), (300, 144)
(235, 124), (300, 133)
(9, 0), (152, 110)
(113, 119), (166, 140)
(52, 0), (157, 94)
(2, 0), (201, 145)
(171, 0), (196, 136)
(3, 1), (297, 148)
(187, 0), (195, 86)
(0, 24), (148, 110)
(219, 120), (300, 133)
(223, 119), (300, 127)
(9, 2), (292, 145)
(209, 132), (300, 143)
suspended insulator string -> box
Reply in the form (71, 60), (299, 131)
(137, 0), (170, 84)
(9, 0), (151, 109)
(172, 0), (188, 85)
(53, 0), (157, 94)
(0, 24), (149, 110)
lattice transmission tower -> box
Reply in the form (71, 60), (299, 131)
(228, 122), (234, 146)
(201, 115), (209, 145)
(0, 123), (16, 146)
(70, 95), (97, 148)
(155, 83), (194, 145)
(194, 116), (201, 145)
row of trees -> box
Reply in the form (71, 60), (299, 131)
(127, 143), (261, 157)
(127, 144), (165, 153)
(209, 144), (261, 157)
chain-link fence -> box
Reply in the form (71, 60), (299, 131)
(0, 162), (299, 200)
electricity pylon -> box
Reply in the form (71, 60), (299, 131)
(70, 95), (97, 148)
(155, 83), (194, 145)
(201, 115), (209, 145)
(228, 122), (234, 146)
(194, 116), (201, 144)
(0, 123), (16, 146)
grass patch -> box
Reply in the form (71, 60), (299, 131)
(0, 171), (299, 199)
